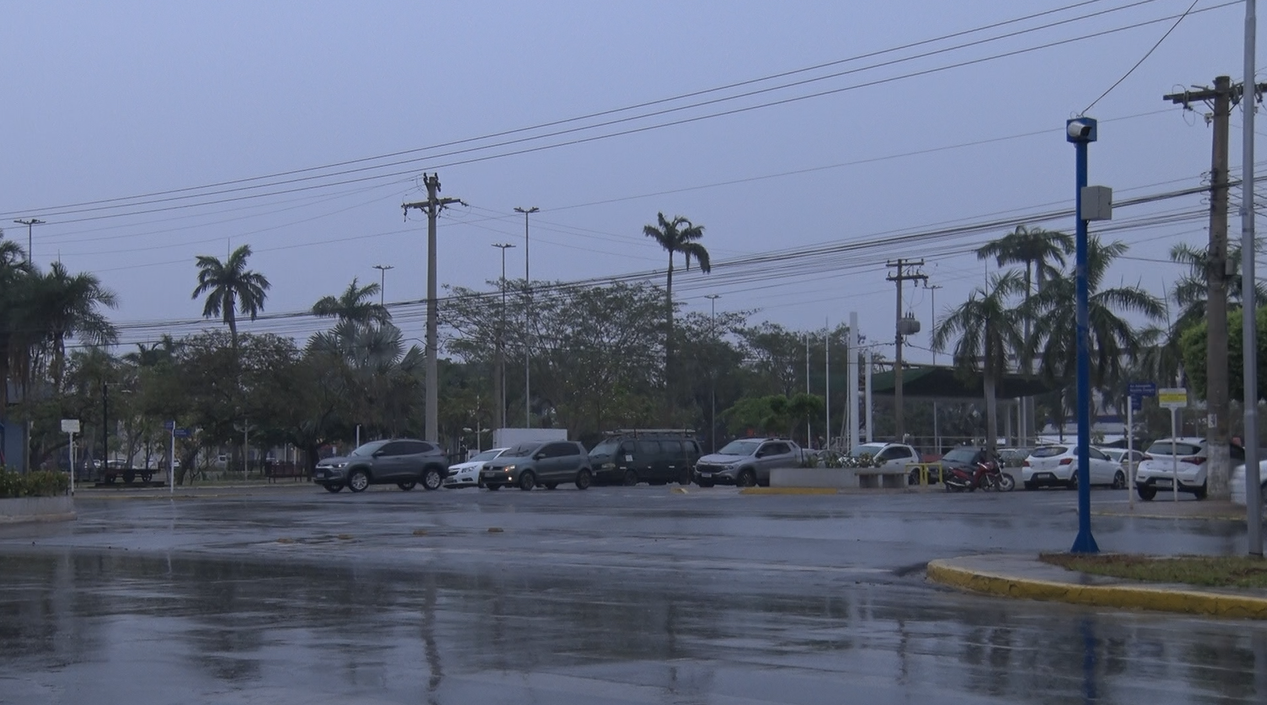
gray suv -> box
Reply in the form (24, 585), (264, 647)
(314, 439), (448, 493)
(481, 440), (593, 491)
(694, 438), (803, 487)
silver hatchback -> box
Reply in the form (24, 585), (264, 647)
(481, 440), (593, 491)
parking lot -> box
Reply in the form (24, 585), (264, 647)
(2, 484), (1266, 703)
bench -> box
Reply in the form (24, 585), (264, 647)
(265, 462), (308, 483)
(855, 467), (909, 489)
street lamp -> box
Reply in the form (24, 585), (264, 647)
(492, 243), (516, 430)
(372, 264), (394, 306)
(515, 206), (539, 427)
(706, 294), (721, 453)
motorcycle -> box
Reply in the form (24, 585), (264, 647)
(944, 459), (1015, 492)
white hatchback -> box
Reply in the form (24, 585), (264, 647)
(1022, 445), (1124, 490)
(444, 448), (509, 489)
(1133, 437), (1245, 500)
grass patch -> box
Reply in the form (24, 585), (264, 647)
(1041, 553), (1267, 588)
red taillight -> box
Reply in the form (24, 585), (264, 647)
(1181, 456), (1205, 465)
(1023, 460), (1031, 467)
(1142, 454), (1153, 461)
(1058, 458), (1073, 465)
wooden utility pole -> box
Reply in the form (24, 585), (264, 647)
(403, 174), (463, 443)
(1163, 77), (1267, 500)
(886, 259), (927, 440)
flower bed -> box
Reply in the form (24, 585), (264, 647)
(0, 469), (75, 524)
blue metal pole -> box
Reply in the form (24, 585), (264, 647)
(1070, 123), (1099, 554)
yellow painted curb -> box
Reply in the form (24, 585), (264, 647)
(739, 487), (839, 495)
(926, 559), (1267, 619)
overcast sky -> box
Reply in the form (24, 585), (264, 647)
(0, 0), (1258, 362)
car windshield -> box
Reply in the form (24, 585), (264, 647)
(590, 439), (620, 456)
(468, 449), (504, 463)
(1146, 440), (1203, 456)
(850, 443), (886, 458)
(717, 440), (762, 456)
(501, 443), (540, 458)
(942, 447), (979, 463)
(1030, 446), (1067, 458)
(349, 440), (390, 457)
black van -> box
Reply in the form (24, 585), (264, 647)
(589, 430), (702, 486)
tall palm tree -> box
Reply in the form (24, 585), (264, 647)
(312, 277), (390, 328)
(642, 213), (711, 393)
(1167, 242), (1265, 332)
(0, 239), (33, 413)
(27, 261), (118, 391)
(1025, 237), (1165, 430)
(191, 245), (270, 348)
(976, 225), (1074, 297)
(932, 270), (1027, 453)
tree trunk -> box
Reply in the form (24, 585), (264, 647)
(665, 251), (674, 417)
(984, 369), (999, 454)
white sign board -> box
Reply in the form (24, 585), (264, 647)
(1158, 388), (1188, 410)
(60, 419), (80, 433)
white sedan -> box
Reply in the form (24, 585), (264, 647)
(1022, 445), (1124, 490)
(443, 448), (508, 489)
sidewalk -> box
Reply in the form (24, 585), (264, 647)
(928, 553), (1267, 619)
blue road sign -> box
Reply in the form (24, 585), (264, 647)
(1128, 382), (1157, 397)
(163, 420), (175, 431)
(174, 428), (191, 438)
(1131, 395), (1143, 412)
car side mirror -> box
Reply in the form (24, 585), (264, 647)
(372, 450), (384, 458)
(533, 452), (545, 460)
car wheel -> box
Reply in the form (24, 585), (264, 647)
(322, 483), (343, 493)
(1067, 472), (1078, 490)
(398, 481), (416, 491)
(348, 469), (370, 493)
(544, 482), (558, 490)
(518, 472), (536, 491)
(737, 469), (756, 488)
(1111, 470), (1126, 490)
(678, 469), (692, 486)
(1137, 485), (1156, 501)
(1193, 482), (1208, 500)
(622, 470), (639, 486)
(1023, 481), (1037, 491)
(697, 479), (714, 488)
(575, 469), (592, 490)
(422, 468), (443, 491)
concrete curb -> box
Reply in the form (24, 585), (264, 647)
(927, 557), (1267, 619)
(739, 487), (839, 495)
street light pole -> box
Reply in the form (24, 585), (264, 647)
(515, 206), (539, 427)
(372, 264), (394, 306)
(706, 294), (721, 452)
(1067, 116), (1100, 555)
(493, 243), (516, 431)
(13, 218), (43, 263)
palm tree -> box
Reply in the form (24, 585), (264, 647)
(312, 278), (390, 328)
(191, 245), (270, 348)
(976, 225), (1074, 297)
(27, 261), (118, 391)
(642, 213), (711, 393)
(1025, 237), (1165, 431)
(0, 239), (33, 413)
(931, 270), (1027, 453)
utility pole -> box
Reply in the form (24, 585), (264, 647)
(13, 218), (43, 263)
(706, 294), (721, 453)
(886, 258), (927, 440)
(515, 206), (539, 427)
(492, 243), (516, 432)
(372, 264), (394, 306)
(402, 174), (463, 442)
(1242, 0), (1263, 555)
(1164, 77), (1267, 500)
(925, 282), (943, 453)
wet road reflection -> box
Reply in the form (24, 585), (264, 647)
(1, 488), (1265, 703)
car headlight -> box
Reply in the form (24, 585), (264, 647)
(502, 465), (515, 472)
(601, 462), (615, 469)
(332, 462), (348, 469)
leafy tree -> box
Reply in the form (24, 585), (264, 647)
(1180, 306), (1267, 403)
(191, 244), (270, 349)
(642, 213), (711, 402)
(0, 239), (33, 413)
(27, 261), (118, 391)
(932, 270), (1027, 453)
(723, 393), (824, 440)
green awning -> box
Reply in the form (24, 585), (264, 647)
(868, 365), (1054, 401)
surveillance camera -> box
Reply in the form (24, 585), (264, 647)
(1065, 117), (1097, 143)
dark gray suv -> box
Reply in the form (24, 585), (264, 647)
(314, 439), (448, 493)
(480, 440), (593, 491)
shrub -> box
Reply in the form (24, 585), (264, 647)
(0, 469), (69, 498)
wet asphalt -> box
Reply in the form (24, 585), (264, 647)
(2, 484), (1267, 704)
